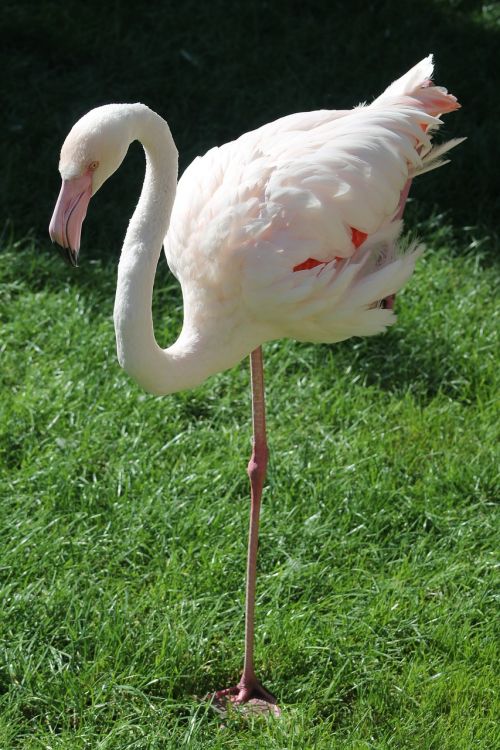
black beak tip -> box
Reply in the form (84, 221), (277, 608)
(57, 244), (79, 268)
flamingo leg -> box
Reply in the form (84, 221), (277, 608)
(383, 178), (413, 310)
(211, 180), (414, 713)
(212, 347), (280, 714)
(394, 178), (412, 221)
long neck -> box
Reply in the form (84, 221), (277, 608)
(113, 107), (214, 396)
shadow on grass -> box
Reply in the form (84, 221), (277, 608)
(326, 328), (475, 404)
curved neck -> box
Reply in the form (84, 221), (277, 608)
(113, 106), (216, 395)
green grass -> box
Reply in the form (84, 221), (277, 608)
(1, 223), (498, 748)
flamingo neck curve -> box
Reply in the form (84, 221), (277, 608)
(113, 106), (219, 396)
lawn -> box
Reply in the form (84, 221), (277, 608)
(1, 1), (499, 748)
(1, 227), (498, 748)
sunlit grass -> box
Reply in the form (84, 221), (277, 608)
(0, 226), (498, 748)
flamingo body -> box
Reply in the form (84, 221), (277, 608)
(162, 56), (460, 375)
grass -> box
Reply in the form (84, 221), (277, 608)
(0, 222), (498, 748)
(1, 0), (499, 746)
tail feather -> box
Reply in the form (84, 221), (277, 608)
(374, 54), (463, 180)
(380, 54), (435, 99)
(375, 54), (460, 116)
(412, 136), (466, 177)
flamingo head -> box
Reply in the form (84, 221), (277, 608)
(49, 104), (132, 266)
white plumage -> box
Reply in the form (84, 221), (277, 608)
(165, 54), (461, 364)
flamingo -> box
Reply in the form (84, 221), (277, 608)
(49, 55), (462, 713)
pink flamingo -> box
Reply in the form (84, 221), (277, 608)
(49, 55), (461, 713)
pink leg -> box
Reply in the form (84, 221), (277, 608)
(383, 178), (413, 310)
(394, 178), (412, 222)
(212, 347), (279, 713)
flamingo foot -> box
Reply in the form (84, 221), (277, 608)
(208, 677), (281, 717)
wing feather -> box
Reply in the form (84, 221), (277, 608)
(165, 57), (460, 346)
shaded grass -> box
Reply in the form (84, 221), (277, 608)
(1, 0), (499, 251)
(0, 224), (498, 747)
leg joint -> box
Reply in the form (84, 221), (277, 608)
(247, 443), (268, 483)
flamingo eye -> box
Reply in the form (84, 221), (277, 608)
(89, 161), (99, 171)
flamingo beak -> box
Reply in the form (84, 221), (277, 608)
(49, 172), (93, 267)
